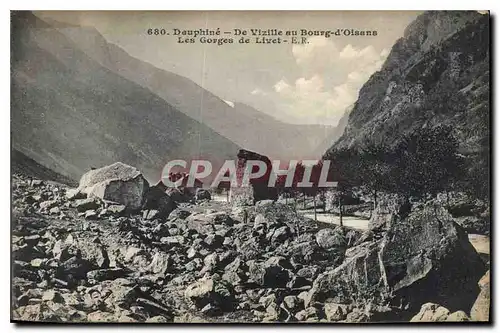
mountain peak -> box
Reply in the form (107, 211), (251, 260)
(403, 11), (484, 52)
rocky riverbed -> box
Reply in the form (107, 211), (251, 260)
(11, 164), (490, 323)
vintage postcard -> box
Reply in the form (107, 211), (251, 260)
(11, 10), (490, 323)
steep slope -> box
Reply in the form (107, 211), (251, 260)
(312, 105), (353, 156)
(11, 149), (77, 186)
(326, 11), (489, 156)
(11, 11), (240, 183)
(55, 23), (338, 159)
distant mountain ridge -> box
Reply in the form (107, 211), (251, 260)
(11, 11), (240, 183)
(55, 22), (341, 160)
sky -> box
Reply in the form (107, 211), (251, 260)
(36, 11), (421, 126)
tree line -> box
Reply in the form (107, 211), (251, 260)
(324, 125), (490, 205)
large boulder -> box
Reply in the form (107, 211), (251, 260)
(470, 270), (490, 321)
(185, 212), (234, 235)
(184, 277), (235, 313)
(410, 303), (469, 322)
(247, 256), (292, 288)
(142, 184), (176, 218)
(368, 194), (411, 231)
(78, 162), (149, 210)
(306, 203), (485, 318)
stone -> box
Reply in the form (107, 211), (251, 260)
(195, 188), (211, 201)
(41, 290), (65, 303)
(39, 200), (57, 210)
(147, 252), (174, 275)
(204, 234), (224, 248)
(144, 209), (160, 220)
(74, 198), (100, 212)
(186, 212), (234, 234)
(305, 204), (485, 315)
(107, 204), (126, 215)
(24, 235), (41, 247)
(295, 307), (320, 322)
(238, 237), (263, 261)
(184, 277), (234, 311)
(315, 227), (346, 249)
(30, 258), (46, 268)
(453, 216), (490, 235)
(367, 195), (409, 231)
(142, 184), (176, 218)
(78, 162), (149, 210)
(447, 311), (470, 321)
(85, 210), (98, 220)
(57, 256), (94, 280)
(269, 225), (292, 244)
(169, 209), (191, 220)
(345, 308), (370, 323)
(470, 270), (490, 321)
(255, 200), (275, 207)
(296, 266), (321, 281)
(282, 295), (300, 311)
(87, 311), (116, 322)
(324, 303), (349, 321)
(30, 179), (43, 187)
(65, 188), (86, 200)
(147, 316), (169, 323)
(124, 247), (144, 262)
(222, 271), (244, 286)
(247, 257), (290, 288)
(410, 303), (469, 322)
(136, 297), (173, 319)
(49, 207), (61, 215)
(87, 268), (127, 282)
(160, 236), (184, 246)
(200, 303), (222, 316)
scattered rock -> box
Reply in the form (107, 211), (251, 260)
(324, 302), (349, 321)
(184, 277), (234, 313)
(306, 204), (485, 316)
(65, 189), (86, 200)
(410, 303), (469, 322)
(195, 188), (211, 201)
(74, 198), (101, 212)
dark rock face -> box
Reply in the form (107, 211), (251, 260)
(307, 204), (485, 318)
(230, 149), (278, 206)
(327, 12), (489, 157)
(142, 184), (176, 218)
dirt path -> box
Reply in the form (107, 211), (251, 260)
(299, 211), (370, 230)
(298, 210), (490, 258)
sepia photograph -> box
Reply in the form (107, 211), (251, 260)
(10, 9), (491, 324)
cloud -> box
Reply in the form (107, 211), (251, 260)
(274, 79), (291, 93)
(272, 37), (389, 125)
(292, 36), (339, 68)
(251, 88), (267, 96)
